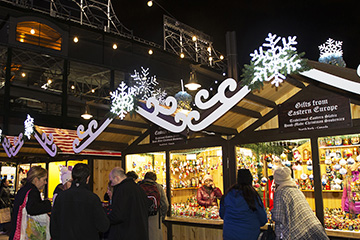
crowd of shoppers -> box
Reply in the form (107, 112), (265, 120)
(4, 162), (330, 240)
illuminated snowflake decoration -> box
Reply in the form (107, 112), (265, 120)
(110, 82), (135, 120)
(318, 38), (346, 67)
(131, 67), (158, 100)
(152, 88), (167, 105)
(24, 114), (34, 140)
(249, 33), (302, 87)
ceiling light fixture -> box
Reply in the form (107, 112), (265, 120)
(81, 105), (93, 120)
(185, 71), (201, 91)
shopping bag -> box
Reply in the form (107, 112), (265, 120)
(0, 207), (11, 223)
(14, 189), (50, 240)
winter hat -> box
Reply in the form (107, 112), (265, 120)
(60, 166), (72, 185)
(273, 167), (293, 185)
(237, 169), (253, 185)
(203, 174), (213, 182)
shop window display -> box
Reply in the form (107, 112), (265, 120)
(319, 134), (360, 231)
(125, 152), (166, 185)
(170, 147), (223, 220)
(236, 139), (313, 218)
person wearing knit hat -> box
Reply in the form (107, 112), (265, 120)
(52, 166), (72, 204)
(272, 167), (329, 240)
(196, 174), (222, 207)
(220, 169), (267, 240)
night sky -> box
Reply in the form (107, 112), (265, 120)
(112, 0), (360, 70)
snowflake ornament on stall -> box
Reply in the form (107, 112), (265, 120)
(318, 38), (346, 67)
(131, 67), (158, 100)
(241, 33), (309, 90)
(110, 81), (135, 120)
(24, 114), (34, 140)
(152, 88), (167, 105)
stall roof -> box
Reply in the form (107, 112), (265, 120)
(1, 60), (360, 161)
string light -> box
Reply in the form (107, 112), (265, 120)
(180, 52), (185, 58)
(73, 36), (79, 43)
(71, 85), (75, 90)
(112, 43), (117, 49)
(20, 38), (24, 42)
(147, 1), (153, 7)
(21, 72), (26, 78)
(47, 79), (52, 84)
(192, 36), (197, 42)
(91, 89), (95, 93)
(148, 49), (153, 55)
(30, 28), (35, 34)
(220, 55), (224, 60)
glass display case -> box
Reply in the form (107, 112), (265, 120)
(170, 146), (223, 220)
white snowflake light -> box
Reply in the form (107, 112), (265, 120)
(318, 38), (346, 67)
(24, 114), (34, 139)
(250, 33), (302, 87)
(110, 81), (135, 120)
(131, 67), (158, 100)
(152, 88), (167, 105)
(319, 38), (343, 59)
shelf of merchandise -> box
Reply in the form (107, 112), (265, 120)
(172, 187), (199, 191)
(301, 190), (343, 193)
(319, 144), (360, 149)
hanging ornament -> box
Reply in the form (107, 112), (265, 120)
(347, 157), (355, 165)
(284, 160), (291, 167)
(339, 158), (347, 166)
(301, 173), (308, 180)
(307, 165), (313, 171)
(175, 79), (192, 110)
(309, 174), (314, 180)
(339, 168), (347, 175)
(333, 163), (341, 170)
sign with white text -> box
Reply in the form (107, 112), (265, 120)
(150, 127), (187, 146)
(278, 94), (351, 133)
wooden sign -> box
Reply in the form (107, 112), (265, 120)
(278, 92), (352, 133)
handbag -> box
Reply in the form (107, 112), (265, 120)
(0, 207), (11, 223)
(258, 223), (276, 240)
(14, 190), (50, 240)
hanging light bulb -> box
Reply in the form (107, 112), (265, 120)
(113, 43), (118, 49)
(147, 1), (153, 7)
(81, 105), (93, 120)
(73, 36), (79, 43)
(192, 36), (197, 42)
(148, 49), (153, 55)
(220, 55), (224, 60)
(30, 28), (35, 34)
(185, 71), (201, 91)
(180, 52), (185, 58)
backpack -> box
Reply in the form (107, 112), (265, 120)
(138, 180), (161, 216)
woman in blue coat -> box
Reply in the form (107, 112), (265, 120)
(220, 169), (267, 240)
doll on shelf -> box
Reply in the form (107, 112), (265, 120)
(342, 162), (360, 217)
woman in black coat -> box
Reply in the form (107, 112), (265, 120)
(9, 166), (51, 240)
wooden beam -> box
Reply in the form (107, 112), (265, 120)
(245, 93), (277, 108)
(104, 127), (142, 136)
(123, 125), (157, 154)
(112, 118), (150, 129)
(89, 140), (128, 151)
(204, 125), (238, 135)
(286, 75), (306, 89)
(230, 106), (262, 118)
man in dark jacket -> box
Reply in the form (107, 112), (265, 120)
(108, 167), (149, 240)
(50, 163), (110, 240)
